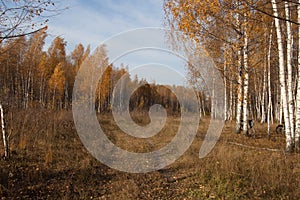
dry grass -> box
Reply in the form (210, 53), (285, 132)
(0, 109), (299, 199)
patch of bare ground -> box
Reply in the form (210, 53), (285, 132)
(0, 110), (299, 199)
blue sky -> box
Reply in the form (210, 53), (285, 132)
(46, 0), (187, 85)
(46, 0), (164, 52)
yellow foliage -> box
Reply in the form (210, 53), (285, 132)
(48, 62), (65, 99)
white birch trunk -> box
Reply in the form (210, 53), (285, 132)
(242, 13), (249, 135)
(261, 63), (267, 123)
(271, 0), (293, 152)
(267, 27), (273, 138)
(236, 48), (243, 133)
(0, 104), (9, 159)
(254, 78), (260, 120)
(285, 1), (295, 141)
(229, 77), (233, 120)
(295, 0), (300, 151)
(236, 13), (243, 133)
(279, 91), (283, 124)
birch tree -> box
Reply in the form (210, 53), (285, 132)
(37, 53), (48, 106)
(242, 12), (249, 135)
(284, 1), (295, 141)
(48, 62), (65, 109)
(271, 0), (293, 152)
(267, 26), (273, 138)
(164, 0), (246, 124)
(295, 0), (300, 151)
(235, 10), (244, 133)
(0, 103), (9, 159)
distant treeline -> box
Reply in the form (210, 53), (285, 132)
(0, 30), (209, 114)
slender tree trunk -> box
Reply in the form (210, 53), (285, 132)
(202, 92), (206, 116)
(271, 0), (293, 152)
(0, 104), (9, 159)
(267, 26), (273, 138)
(229, 76), (233, 120)
(256, 78), (261, 120)
(236, 47), (243, 133)
(211, 71), (215, 118)
(261, 62), (267, 123)
(64, 81), (68, 110)
(285, 1), (295, 141)
(224, 58), (227, 121)
(279, 89), (283, 124)
(195, 91), (202, 118)
(242, 14), (249, 135)
(235, 12), (243, 133)
(295, 0), (300, 151)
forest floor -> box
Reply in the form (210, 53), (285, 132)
(0, 110), (300, 199)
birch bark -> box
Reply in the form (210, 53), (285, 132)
(242, 13), (249, 135)
(271, 0), (293, 151)
(267, 27), (273, 138)
(295, 0), (300, 151)
(236, 13), (243, 133)
(285, 1), (295, 141)
(0, 104), (9, 159)
(261, 63), (267, 123)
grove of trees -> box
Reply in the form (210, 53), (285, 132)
(164, 0), (300, 152)
(0, 31), (202, 114)
(3, 0), (300, 157)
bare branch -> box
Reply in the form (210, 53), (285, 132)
(241, 0), (300, 25)
(0, 26), (47, 40)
